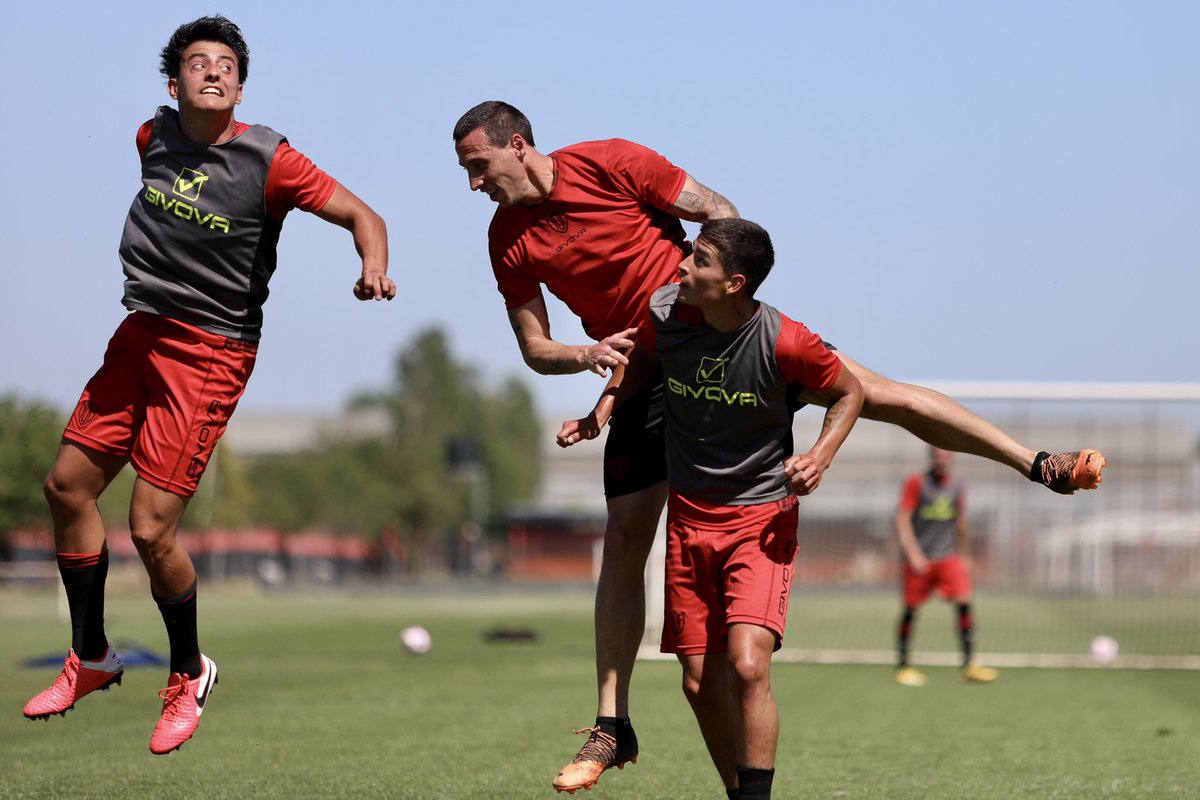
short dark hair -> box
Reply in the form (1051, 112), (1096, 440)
(697, 218), (776, 296)
(453, 101), (535, 147)
(160, 16), (249, 84)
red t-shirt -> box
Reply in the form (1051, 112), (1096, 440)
(487, 139), (689, 341)
(136, 120), (336, 222)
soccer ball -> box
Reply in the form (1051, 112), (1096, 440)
(400, 625), (432, 655)
(1089, 635), (1119, 665)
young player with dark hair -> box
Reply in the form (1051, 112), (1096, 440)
(23, 15), (394, 754)
(559, 218), (864, 799)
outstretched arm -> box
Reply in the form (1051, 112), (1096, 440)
(785, 364), (863, 496)
(670, 174), (739, 222)
(509, 296), (638, 377)
(314, 183), (395, 301)
(557, 343), (658, 448)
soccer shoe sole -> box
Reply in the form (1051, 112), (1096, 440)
(963, 667), (999, 684)
(553, 755), (638, 794)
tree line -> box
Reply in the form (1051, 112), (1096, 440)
(0, 327), (542, 551)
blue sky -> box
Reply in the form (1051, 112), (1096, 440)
(2, 1), (1196, 419)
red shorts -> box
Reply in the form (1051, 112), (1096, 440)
(660, 498), (799, 656)
(64, 311), (257, 497)
(903, 554), (972, 606)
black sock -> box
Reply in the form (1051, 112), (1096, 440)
(154, 579), (201, 678)
(595, 716), (634, 748)
(57, 550), (110, 660)
(1029, 451), (1050, 483)
(727, 789), (740, 800)
(736, 766), (775, 800)
(897, 607), (916, 667)
(957, 603), (974, 667)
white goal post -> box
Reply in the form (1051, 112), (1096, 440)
(641, 382), (1200, 670)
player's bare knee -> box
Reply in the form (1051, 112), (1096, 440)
(43, 469), (93, 515)
(128, 509), (181, 555)
(129, 525), (169, 556)
(727, 649), (771, 691)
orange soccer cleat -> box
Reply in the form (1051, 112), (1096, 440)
(1037, 449), (1108, 494)
(552, 724), (639, 794)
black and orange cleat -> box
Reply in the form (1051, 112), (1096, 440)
(1035, 449), (1107, 494)
(552, 724), (639, 794)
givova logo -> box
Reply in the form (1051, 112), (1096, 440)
(668, 356), (761, 406)
(918, 493), (956, 521)
(696, 356), (728, 385)
(173, 168), (209, 201)
(143, 167), (231, 233)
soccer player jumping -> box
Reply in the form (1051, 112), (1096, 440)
(23, 16), (394, 754)
(452, 100), (1105, 794)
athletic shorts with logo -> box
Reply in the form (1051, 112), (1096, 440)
(64, 311), (256, 498)
(903, 553), (971, 606)
(661, 495), (799, 655)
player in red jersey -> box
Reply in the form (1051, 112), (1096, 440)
(895, 448), (998, 686)
(452, 100), (1104, 792)
(23, 16), (394, 755)
(559, 218), (864, 799)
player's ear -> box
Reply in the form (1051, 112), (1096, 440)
(727, 273), (747, 295)
(511, 133), (527, 158)
(167, 76), (179, 100)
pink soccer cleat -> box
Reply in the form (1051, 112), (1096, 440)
(24, 647), (124, 720)
(149, 654), (218, 755)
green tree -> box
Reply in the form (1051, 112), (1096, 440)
(0, 394), (64, 544)
(245, 327), (542, 543)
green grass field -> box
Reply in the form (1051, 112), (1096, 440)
(3, 583), (1198, 799)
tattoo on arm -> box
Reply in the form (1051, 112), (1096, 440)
(675, 185), (739, 222)
(511, 317), (582, 375)
(820, 402), (849, 434)
(821, 400), (850, 438)
(544, 357), (579, 375)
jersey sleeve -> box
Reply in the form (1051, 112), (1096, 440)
(603, 139), (688, 211)
(265, 142), (338, 221)
(136, 119), (154, 159)
(899, 474), (922, 512)
(488, 224), (545, 311)
(774, 312), (842, 392)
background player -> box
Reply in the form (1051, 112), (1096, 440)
(23, 16), (394, 754)
(895, 448), (998, 686)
